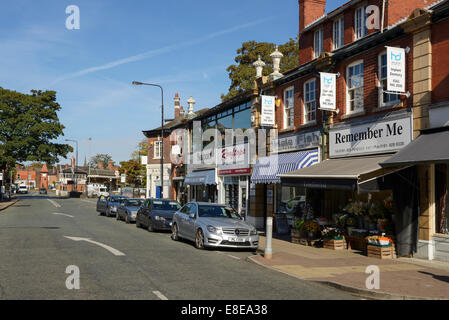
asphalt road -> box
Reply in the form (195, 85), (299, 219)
(0, 192), (358, 300)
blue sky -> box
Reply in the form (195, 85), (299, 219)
(0, 0), (347, 164)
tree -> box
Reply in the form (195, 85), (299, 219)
(88, 153), (113, 169)
(0, 87), (72, 175)
(119, 159), (145, 187)
(221, 38), (299, 101)
(130, 139), (148, 161)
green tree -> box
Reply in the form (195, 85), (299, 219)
(221, 38), (299, 101)
(0, 87), (72, 175)
(130, 139), (148, 161)
(119, 159), (145, 187)
(88, 153), (113, 169)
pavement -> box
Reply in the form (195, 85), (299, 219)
(249, 234), (449, 300)
(0, 198), (19, 212)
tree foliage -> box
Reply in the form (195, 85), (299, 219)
(0, 88), (72, 170)
(221, 38), (299, 101)
(130, 139), (148, 161)
(88, 153), (113, 169)
(119, 159), (145, 187)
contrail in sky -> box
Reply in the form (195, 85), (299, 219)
(51, 17), (274, 85)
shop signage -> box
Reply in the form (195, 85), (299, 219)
(271, 130), (320, 153)
(319, 73), (336, 111)
(0, 173), (3, 181)
(260, 95), (275, 126)
(120, 174), (126, 183)
(387, 46), (406, 93)
(218, 144), (250, 175)
(329, 115), (412, 158)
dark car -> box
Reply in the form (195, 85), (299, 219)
(136, 199), (181, 232)
(117, 198), (145, 223)
(39, 188), (47, 194)
(96, 195), (129, 217)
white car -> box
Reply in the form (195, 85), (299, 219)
(18, 185), (28, 194)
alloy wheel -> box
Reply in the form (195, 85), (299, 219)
(195, 229), (204, 250)
(171, 224), (179, 241)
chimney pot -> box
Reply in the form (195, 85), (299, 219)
(174, 93), (181, 119)
(298, 0), (326, 33)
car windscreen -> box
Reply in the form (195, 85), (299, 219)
(152, 200), (181, 211)
(198, 205), (241, 219)
(125, 200), (143, 207)
(111, 197), (127, 203)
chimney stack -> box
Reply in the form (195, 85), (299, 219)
(180, 106), (185, 117)
(298, 0), (326, 33)
(107, 161), (114, 170)
(174, 93), (181, 119)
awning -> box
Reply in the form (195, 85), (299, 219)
(279, 155), (399, 191)
(251, 149), (319, 184)
(381, 126), (449, 167)
(184, 169), (216, 186)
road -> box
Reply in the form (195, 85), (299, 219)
(0, 192), (358, 300)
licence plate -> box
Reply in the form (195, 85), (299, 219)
(229, 237), (245, 242)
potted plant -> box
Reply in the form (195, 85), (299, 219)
(345, 216), (357, 235)
(291, 217), (305, 243)
(303, 220), (320, 240)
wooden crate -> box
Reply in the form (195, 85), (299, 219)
(323, 238), (346, 250)
(367, 244), (393, 259)
(346, 236), (367, 252)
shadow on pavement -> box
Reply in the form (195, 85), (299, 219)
(419, 271), (449, 284)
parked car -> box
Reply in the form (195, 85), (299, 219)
(39, 188), (47, 194)
(18, 185), (28, 194)
(116, 198), (144, 223)
(171, 202), (259, 250)
(96, 195), (129, 217)
(136, 199), (181, 232)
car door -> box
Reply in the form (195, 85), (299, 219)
(137, 199), (149, 226)
(185, 203), (198, 240)
(176, 204), (191, 238)
(96, 195), (106, 213)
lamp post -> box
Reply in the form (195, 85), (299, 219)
(65, 139), (78, 192)
(132, 81), (164, 199)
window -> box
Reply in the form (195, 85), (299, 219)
(333, 17), (344, 50)
(283, 87), (294, 129)
(379, 53), (400, 106)
(154, 140), (162, 159)
(304, 79), (316, 123)
(354, 6), (367, 40)
(346, 61), (364, 114)
(314, 28), (324, 58)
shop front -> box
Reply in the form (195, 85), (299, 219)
(249, 129), (320, 230)
(280, 111), (415, 257)
(184, 169), (217, 203)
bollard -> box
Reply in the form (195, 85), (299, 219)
(264, 216), (273, 259)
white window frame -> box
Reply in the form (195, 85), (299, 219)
(333, 17), (344, 50)
(304, 79), (317, 124)
(153, 140), (162, 159)
(283, 87), (294, 129)
(313, 28), (324, 58)
(346, 60), (364, 114)
(378, 52), (400, 107)
(354, 6), (367, 40)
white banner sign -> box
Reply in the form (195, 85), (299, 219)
(319, 73), (336, 111)
(120, 174), (126, 183)
(387, 46), (406, 93)
(329, 115), (412, 158)
(261, 95), (275, 126)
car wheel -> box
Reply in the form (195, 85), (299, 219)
(136, 219), (141, 228)
(147, 219), (155, 232)
(195, 229), (205, 250)
(125, 215), (130, 224)
(171, 223), (179, 241)
(116, 213), (120, 221)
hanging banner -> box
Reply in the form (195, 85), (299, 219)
(260, 95), (275, 126)
(386, 46), (406, 93)
(319, 73), (336, 111)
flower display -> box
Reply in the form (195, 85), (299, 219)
(302, 220), (320, 233)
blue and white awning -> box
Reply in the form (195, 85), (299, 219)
(251, 149), (319, 184)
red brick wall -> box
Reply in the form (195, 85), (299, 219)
(147, 135), (173, 165)
(432, 18), (449, 104)
(386, 0), (441, 27)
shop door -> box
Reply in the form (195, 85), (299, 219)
(156, 186), (162, 198)
(238, 178), (248, 220)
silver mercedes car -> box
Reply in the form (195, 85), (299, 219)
(171, 202), (259, 250)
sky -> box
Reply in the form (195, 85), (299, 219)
(0, 0), (347, 165)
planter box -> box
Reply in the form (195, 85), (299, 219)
(346, 236), (367, 252)
(291, 230), (321, 247)
(367, 244), (393, 259)
(323, 238), (346, 250)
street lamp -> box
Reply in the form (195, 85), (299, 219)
(132, 81), (164, 199)
(65, 139), (78, 192)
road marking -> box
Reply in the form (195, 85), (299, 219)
(48, 199), (61, 208)
(52, 212), (74, 218)
(64, 236), (125, 256)
(227, 254), (241, 260)
(152, 291), (168, 300)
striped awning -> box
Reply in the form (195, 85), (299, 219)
(251, 149), (319, 184)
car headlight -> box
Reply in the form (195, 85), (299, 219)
(154, 216), (165, 221)
(207, 225), (222, 235)
(250, 228), (258, 236)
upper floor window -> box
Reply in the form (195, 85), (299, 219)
(304, 79), (316, 123)
(333, 17), (344, 50)
(379, 53), (400, 107)
(314, 28), (324, 58)
(154, 140), (162, 159)
(283, 87), (294, 129)
(346, 60), (364, 114)
(354, 6), (368, 40)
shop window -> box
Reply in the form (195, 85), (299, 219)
(234, 108), (251, 131)
(378, 53), (400, 107)
(283, 87), (294, 129)
(304, 79), (316, 124)
(436, 164), (449, 234)
(346, 60), (364, 114)
(276, 185), (306, 216)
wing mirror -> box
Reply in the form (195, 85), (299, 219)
(189, 213), (195, 219)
